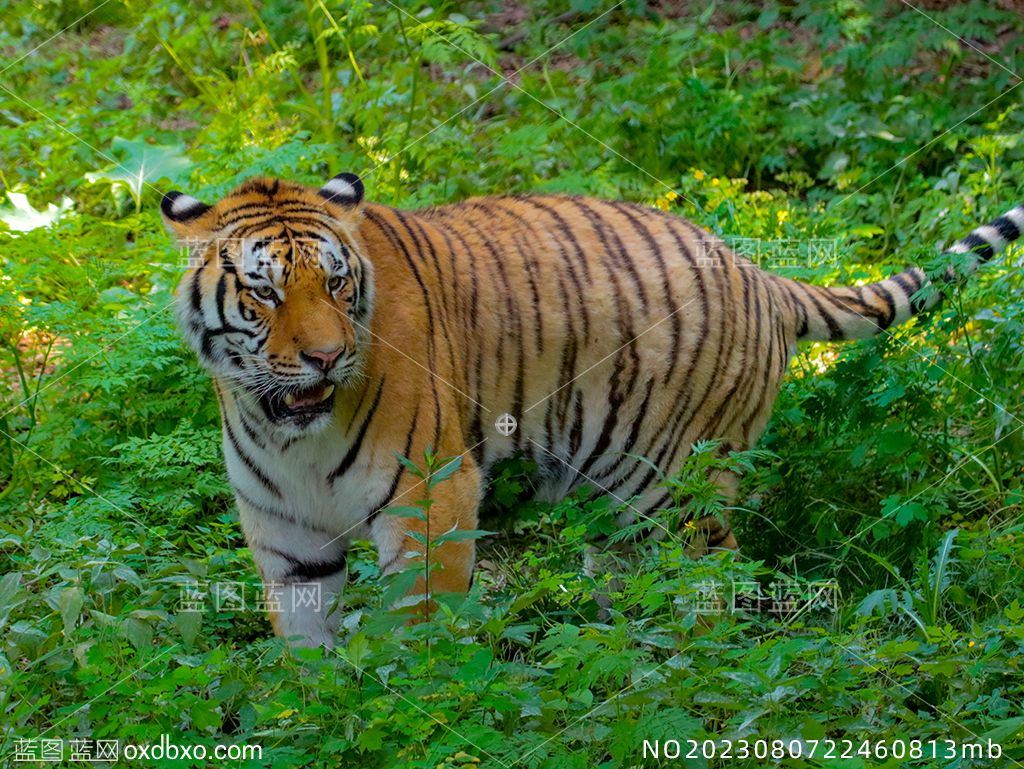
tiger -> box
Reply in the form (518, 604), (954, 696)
(161, 173), (1023, 647)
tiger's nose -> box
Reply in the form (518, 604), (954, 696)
(300, 347), (344, 372)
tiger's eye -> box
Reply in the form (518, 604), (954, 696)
(253, 285), (276, 301)
(327, 275), (343, 292)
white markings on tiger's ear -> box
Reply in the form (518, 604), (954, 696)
(161, 191), (212, 222)
(161, 190), (215, 242)
(318, 173), (364, 208)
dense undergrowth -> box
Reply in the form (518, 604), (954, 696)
(1, 1), (1023, 767)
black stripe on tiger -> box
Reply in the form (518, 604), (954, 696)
(366, 404), (420, 526)
(283, 550), (349, 581)
(236, 487), (334, 536)
(610, 202), (681, 385)
(395, 213), (461, 380)
(516, 197), (593, 339)
(958, 232), (994, 263)
(223, 418), (282, 499)
(328, 378), (385, 483)
(253, 542), (349, 581)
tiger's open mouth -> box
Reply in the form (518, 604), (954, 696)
(258, 382), (336, 423)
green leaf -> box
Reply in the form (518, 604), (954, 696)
(59, 586), (83, 638)
(880, 494), (929, 528)
(981, 716), (1024, 744)
(191, 699), (221, 730)
(84, 136), (192, 211)
(394, 452), (424, 478)
(876, 428), (913, 457)
(381, 505), (428, 521)
(427, 455), (463, 488)
(175, 610), (201, 647)
(122, 617), (153, 651)
(345, 632), (371, 672)
(0, 191), (73, 232)
(0, 574), (22, 625)
(1005, 600), (1024, 624)
(432, 527), (495, 545)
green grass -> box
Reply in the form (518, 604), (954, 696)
(1, 1), (1023, 767)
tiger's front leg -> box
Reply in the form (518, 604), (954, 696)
(371, 453), (484, 616)
(238, 501), (350, 648)
(261, 557), (348, 648)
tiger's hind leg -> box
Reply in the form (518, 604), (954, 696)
(685, 468), (741, 559)
(583, 471), (736, 618)
(595, 444), (743, 561)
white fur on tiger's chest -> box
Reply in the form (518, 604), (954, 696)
(220, 411), (393, 543)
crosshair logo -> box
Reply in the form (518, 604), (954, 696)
(494, 413), (518, 436)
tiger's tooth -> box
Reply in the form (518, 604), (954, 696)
(318, 384), (335, 402)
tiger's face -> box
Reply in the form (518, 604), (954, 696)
(162, 173), (374, 434)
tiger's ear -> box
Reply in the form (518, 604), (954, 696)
(161, 191), (216, 240)
(318, 172), (364, 209)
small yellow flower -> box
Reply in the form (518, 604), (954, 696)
(968, 640), (976, 648)
(776, 210), (790, 224)
(693, 169), (706, 181)
(711, 178), (720, 187)
(665, 190), (678, 201)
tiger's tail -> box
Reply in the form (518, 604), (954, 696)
(770, 204), (1024, 342)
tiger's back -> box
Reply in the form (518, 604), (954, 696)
(381, 196), (791, 512)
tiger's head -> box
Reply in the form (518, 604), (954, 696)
(162, 173), (374, 434)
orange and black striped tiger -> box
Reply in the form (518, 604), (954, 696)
(161, 174), (1023, 646)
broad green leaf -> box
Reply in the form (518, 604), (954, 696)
(122, 617), (153, 651)
(175, 610), (201, 647)
(981, 716), (1024, 745)
(59, 586), (83, 637)
(85, 136), (192, 211)
(0, 191), (73, 232)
